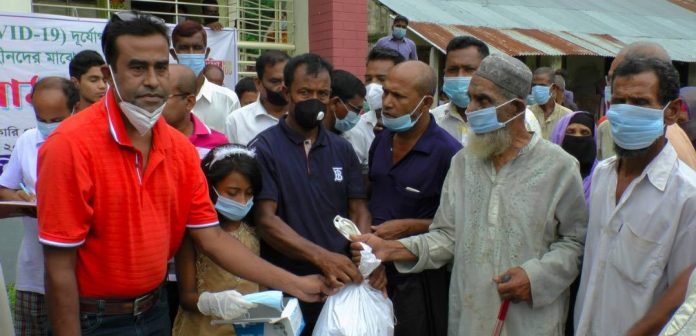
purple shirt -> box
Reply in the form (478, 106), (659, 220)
(368, 116), (461, 224)
(375, 35), (418, 60)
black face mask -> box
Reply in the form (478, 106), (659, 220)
(265, 87), (288, 106)
(562, 135), (597, 178)
(293, 99), (326, 130)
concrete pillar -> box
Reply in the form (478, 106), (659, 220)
(308, 0), (368, 79)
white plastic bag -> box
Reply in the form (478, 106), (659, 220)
(312, 217), (395, 336)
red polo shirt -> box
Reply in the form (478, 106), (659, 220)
(37, 89), (219, 298)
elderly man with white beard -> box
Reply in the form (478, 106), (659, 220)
(353, 54), (588, 335)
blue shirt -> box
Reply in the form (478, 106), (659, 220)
(375, 35), (418, 60)
(369, 116), (462, 225)
(250, 116), (366, 275)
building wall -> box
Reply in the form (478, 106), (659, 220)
(308, 0), (368, 78)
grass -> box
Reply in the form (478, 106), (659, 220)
(6, 282), (15, 312)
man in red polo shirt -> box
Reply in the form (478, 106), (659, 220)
(38, 12), (328, 335)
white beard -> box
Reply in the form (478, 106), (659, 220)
(467, 127), (512, 159)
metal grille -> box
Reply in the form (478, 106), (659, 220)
(31, 0), (296, 78)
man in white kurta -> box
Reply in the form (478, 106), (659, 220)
(574, 52), (696, 336)
(355, 54), (587, 336)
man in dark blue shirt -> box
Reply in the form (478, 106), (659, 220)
(369, 60), (462, 336)
(250, 53), (376, 334)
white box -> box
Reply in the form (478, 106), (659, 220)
(211, 297), (305, 336)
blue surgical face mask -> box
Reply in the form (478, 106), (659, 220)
(392, 27), (407, 39)
(243, 290), (284, 312)
(382, 96), (425, 133)
(465, 99), (524, 134)
(37, 121), (61, 139)
(526, 94), (536, 105)
(214, 189), (253, 221)
(607, 103), (665, 150)
(604, 85), (612, 104)
(531, 85), (552, 105)
(334, 100), (361, 132)
(177, 53), (206, 75)
(442, 76), (471, 108)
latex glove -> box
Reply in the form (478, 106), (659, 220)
(197, 290), (257, 320)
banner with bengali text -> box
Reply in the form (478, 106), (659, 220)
(0, 11), (237, 172)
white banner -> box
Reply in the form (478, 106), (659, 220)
(0, 11), (238, 172)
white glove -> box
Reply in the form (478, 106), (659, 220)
(197, 290), (257, 320)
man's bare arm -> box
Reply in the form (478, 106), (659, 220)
(626, 265), (695, 336)
(43, 246), (80, 336)
(255, 200), (362, 287)
(351, 233), (418, 263)
(372, 219), (432, 240)
(188, 225), (331, 302)
(348, 198), (371, 234)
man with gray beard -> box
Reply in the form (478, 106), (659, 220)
(353, 54), (587, 335)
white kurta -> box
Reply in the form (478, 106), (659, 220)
(575, 143), (696, 335)
(396, 134), (588, 335)
(660, 268), (696, 335)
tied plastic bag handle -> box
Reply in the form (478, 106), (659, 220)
(333, 216), (381, 278)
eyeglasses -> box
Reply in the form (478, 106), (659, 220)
(341, 99), (363, 113)
(112, 11), (165, 25)
(168, 92), (192, 99)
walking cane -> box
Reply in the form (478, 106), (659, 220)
(492, 299), (511, 336)
(492, 274), (512, 336)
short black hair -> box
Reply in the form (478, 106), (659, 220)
(613, 57), (680, 106)
(394, 15), (409, 25)
(172, 20), (207, 47)
(31, 76), (80, 112)
(235, 77), (257, 97)
(69, 50), (105, 80)
(101, 11), (170, 68)
(366, 47), (405, 65)
(283, 53), (333, 88)
(533, 67), (556, 84)
(331, 70), (366, 101)
(201, 144), (262, 222)
(446, 36), (489, 59)
(256, 50), (291, 79)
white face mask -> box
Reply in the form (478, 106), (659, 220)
(108, 65), (165, 135)
(365, 83), (384, 111)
